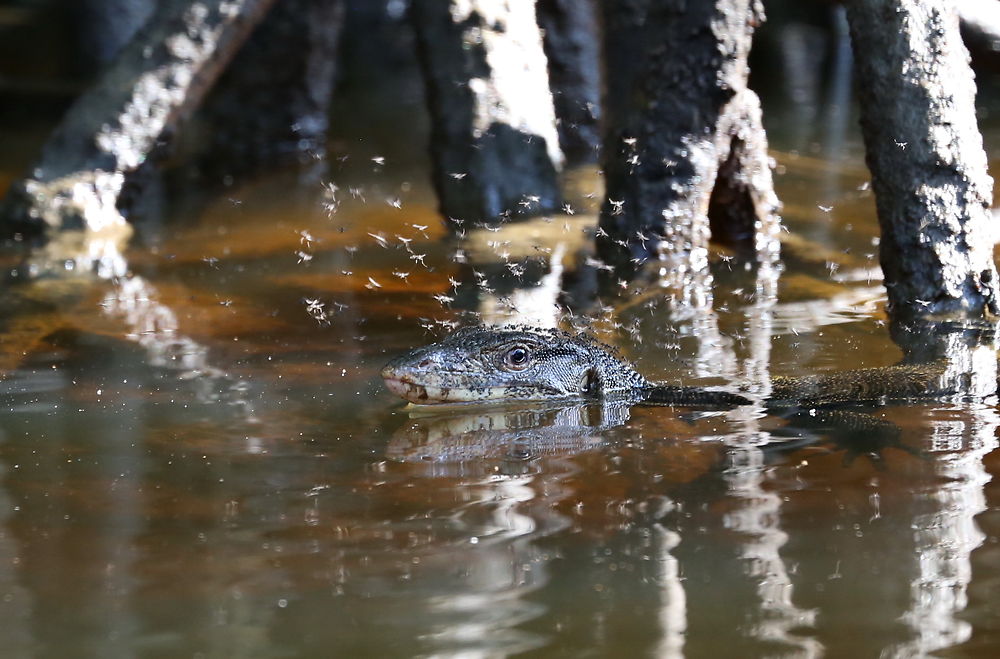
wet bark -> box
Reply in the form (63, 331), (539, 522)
(0, 0), (277, 238)
(411, 0), (563, 227)
(845, 0), (999, 318)
(536, 0), (602, 167)
(196, 0), (344, 176)
(597, 0), (781, 279)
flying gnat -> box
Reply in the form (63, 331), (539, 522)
(386, 197), (402, 209)
(372, 156), (385, 166)
(322, 183), (340, 215)
(506, 262), (526, 277)
(496, 296), (516, 311)
(365, 277), (382, 290)
(448, 172), (467, 179)
(304, 298), (329, 324)
(296, 251), (313, 264)
(584, 256), (615, 272)
(419, 318), (458, 333)
(368, 232), (389, 248)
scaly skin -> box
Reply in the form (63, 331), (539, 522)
(382, 326), (648, 404)
(381, 325), (959, 409)
(768, 364), (951, 408)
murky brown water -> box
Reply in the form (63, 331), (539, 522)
(3, 70), (1000, 659)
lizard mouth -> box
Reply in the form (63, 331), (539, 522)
(381, 364), (566, 405)
(382, 376), (434, 403)
(381, 369), (505, 405)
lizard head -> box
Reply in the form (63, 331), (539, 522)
(381, 325), (648, 405)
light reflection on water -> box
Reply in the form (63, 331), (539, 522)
(0, 151), (999, 657)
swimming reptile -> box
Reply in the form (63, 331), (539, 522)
(381, 325), (957, 410)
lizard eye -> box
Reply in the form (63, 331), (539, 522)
(503, 345), (531, 371)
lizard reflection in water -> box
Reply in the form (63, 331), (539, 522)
(381, 326), (968, 462)
(387, 400), (631, 469)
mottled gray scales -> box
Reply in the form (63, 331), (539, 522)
(769, 364), (951, 408)
(383, 325), (978, 412)
(381, 326), (648, 405)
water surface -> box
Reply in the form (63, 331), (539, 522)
(2, 77), (1000, 659)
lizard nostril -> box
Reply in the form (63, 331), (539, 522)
(418, 358), (432, 368)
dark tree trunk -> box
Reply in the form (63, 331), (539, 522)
(196, 0), (344, 176)
(74, 0), (154, 73)
(958, 0), (1000, 72)
(536, 0), (602, 167)
(0, 0), (277, 238)
(411, 0), (563, 227)
(597, 0), (780, 280)
(845, 0), (999, 318)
